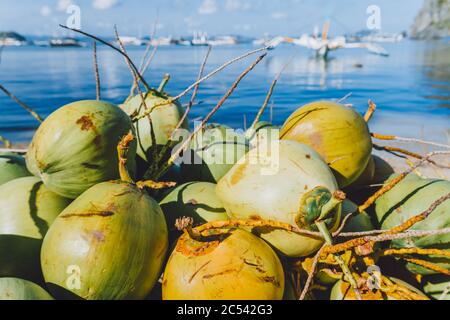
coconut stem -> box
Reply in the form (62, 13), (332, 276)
(117, 131), (135, 184)
(319, 191), (346, 221)
(158, 73), (170, 92)
(136, 180), (176, 190)
(364, 100), (376, 122)
(315, 221), (362, 300)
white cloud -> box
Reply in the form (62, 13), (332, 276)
(92, 0), (118, 10)
(198, 0), (218, 15)
(225, 0), (251, 12)
(271, 12), (287, 20)
(57, 0), (73, 11)
(40, 5), (52, 17)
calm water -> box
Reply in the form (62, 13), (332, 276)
(0, 40), (449, 144)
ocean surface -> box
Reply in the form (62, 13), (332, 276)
(0, 40), (449, 144)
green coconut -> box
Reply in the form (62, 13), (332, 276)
(41, 134), (168, 300)
(0, 278), (53, 300)
(216, 140), (342, 257)
(375, 174), (450, 275)
(330, 277), (427, 300)
(159, 181), (228, 236)
(0, 152), (31, 186)
(340, 199), (375, 233)
(349, 156), (375, 188)
(162, 228), (284, 300)
(372, 155), (395, 184)
(181, 124), (250, 183)
(41, 180), (168, 300)
(0, 176), (70, 282)
(280, 101), (372, 188)
(422, 275), (450, 300)
(26, 100), (136, 199)
(121, 91), (188, 162)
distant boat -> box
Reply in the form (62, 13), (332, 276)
(192, 31), (209, 46)
(347, 30), (406, 43)
(116, 36), (144, 46)
(0, 32), (27, 46)
(208, 35), (238, 46)
(286, 22), (389, 58)
(175, 38), (192, 46)
(49, 37), (83, 47)
(150, 36), (174, 46)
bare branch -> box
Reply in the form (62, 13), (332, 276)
(0, 84), (43, 122)
(92, 41), (101, 100)
(59, 24), (150, 91)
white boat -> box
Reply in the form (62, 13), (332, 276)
(50, 37), (84, 47)
(116, 36), (144, 46)
(150, 36), (173, 46)
(0, 32), (27, 46)
(286, 22), (389, 58)
(208, 35), (237, 46)
(192, 31), (209, 46)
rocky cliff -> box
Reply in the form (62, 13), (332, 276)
(410, 0), (450, 38)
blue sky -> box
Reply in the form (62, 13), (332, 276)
(0, 0), (424, 37)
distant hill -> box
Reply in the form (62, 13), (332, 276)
(410, 0), (450, 39)
(0, 31), (27, 41)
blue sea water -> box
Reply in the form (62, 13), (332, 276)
(0, 40), (449, 144)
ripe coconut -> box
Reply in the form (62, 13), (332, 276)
(0, 176), (70, 282)
(40, 133), (168, 300)
(216, 140), (343, 257)
(162, 228), (284, 300)
(0, 152), (31, 186)
(0, 278), (53, 300)
(181, 124), (250, 183)
(26, 100), (136, 199)
(280, 101), (372, 187)
(121, 91), (188, 162)
(331, 277), (427, 300)
(375, 174), (450, 275)
(159, 181), (228, 236)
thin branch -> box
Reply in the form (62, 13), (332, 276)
(0, 84), (43, 122)
(139, 12), (159, 72)
(373, 144), (450, 168)
(332, 209), (357, 237)
(299, 244), (325, 300)
(115, 27), (158, 163)
(337, 92), (352, 103)
(59, 24), (150, 91)
(162, 53), (267, 173)
(338, 227), (450, 238)
(324, 193), (450, 255)
(174, 45), (212, 132)
(92, 41), (101, 100)
(0, 44), (4, 65)
(251, 54), (293, 128)
(403, 258), (450, 276)
(133, 46), (269, 121)
(371, 133), (450, 150)
(358, 151), (450, 212)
